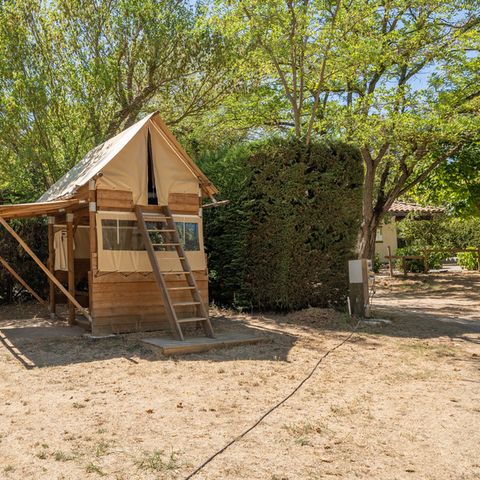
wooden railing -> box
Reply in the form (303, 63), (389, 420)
(385, 245), (480, 276)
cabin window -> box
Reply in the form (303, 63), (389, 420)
(101, 219), (200, 252)
(102, 220), (145, 251)
(176, 222), (200, 251)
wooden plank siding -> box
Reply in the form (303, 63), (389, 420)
(96, 189), (134, 211)
(168, 192), (200, 214)
(96, 190), (200, 215)
(90, 270), (208, 335)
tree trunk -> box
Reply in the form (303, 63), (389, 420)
(358, 150), (382, 260)
(358, 216), (379, 261)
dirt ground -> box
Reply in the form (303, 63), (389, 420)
(0, 273), (479, 480)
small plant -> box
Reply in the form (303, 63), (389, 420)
(135, 450), (182, 472)
(36, 450), (48, 460)
(3, 465), (15, 473)
(54, 451), (74, 462)
(95, 440), (112, 457)
(295, 436), (311, 446)
(86, 463), (105, 476)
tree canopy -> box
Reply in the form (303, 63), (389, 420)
(0, 0), (478, 260)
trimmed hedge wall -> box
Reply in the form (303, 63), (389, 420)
(201, 138), (363, 311)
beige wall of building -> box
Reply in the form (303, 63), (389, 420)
(375, 217), (398, 261)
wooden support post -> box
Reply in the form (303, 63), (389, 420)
(387, 246), (393, 277)
(402, 256), (407, 276)
(66, 213), (75, 325)
(0, 256), (46, 305)
(47, 216), (56, 318)
(0, 216), (92, 323)
(88, 180), (97, 321)
(423, 250), (429, 274)
(477, 247), (480, 272)
(88, 180), (98, 272)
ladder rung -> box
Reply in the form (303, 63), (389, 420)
(173, 301), (200, 306)
(162, 271), (190, 275)
(167, 286), (196, 291)
(152, 243), (179, 246)
(177, 317), (207, 323)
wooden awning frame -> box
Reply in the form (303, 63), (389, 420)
(0, 198), (87, 220)
(0, 216), (92, 323)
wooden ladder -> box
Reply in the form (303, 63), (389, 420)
(135, 205), (214, 341)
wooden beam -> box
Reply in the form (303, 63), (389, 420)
(47, 216), (56, 318)
(387, 246), (393, 277)
(67, 213), (76, 325)
(0, 256), (46, 305)
(88, 180), (97, 321)
(0, 216), (92, 323)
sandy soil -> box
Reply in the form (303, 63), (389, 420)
(0, 273), (479, 480)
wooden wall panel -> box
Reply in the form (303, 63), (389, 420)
(90, 270), (208, 335)
(168, 193), (200, 214)
(97, 189), (133, 211)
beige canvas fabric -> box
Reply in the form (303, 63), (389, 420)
(37, 112), (217, 204)
(150, 122), (200, 205)
(96, 211), (205, 272)
(96, 126), (149, 205)
(53, 225), (90, 271)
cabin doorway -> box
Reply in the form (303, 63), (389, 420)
(147, 129), (158, 205)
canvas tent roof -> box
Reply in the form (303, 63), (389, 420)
(38, 112), (217, 203)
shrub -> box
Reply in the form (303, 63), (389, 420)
(201, 137), (363, 311)
(0, 217), (48, 303)
(457, 250), (478, 270)
(395, 246), (445, 273)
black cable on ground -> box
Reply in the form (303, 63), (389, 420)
(184, 319), (361, 480)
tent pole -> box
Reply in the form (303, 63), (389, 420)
(0, 216), (92, 323)
(66, 213), (76, 325)
(0, 256), (46, 305)
(47, 216), (56, 318)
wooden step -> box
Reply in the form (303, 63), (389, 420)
(172, 301), (200, 306)
(177, 317), (207, 323)
(168, 286), (196, 291)
(162, 271), (191, 275)
(151, 243), (180, 247)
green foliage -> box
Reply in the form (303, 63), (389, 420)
(395, 246), (444, 273)
(397, 215), (480, 250)
(457, 250), (478, 271)
(202, 138), (363, 310)
(414, 143), (480, 217)
(373, 254), (382, 274)
(0, 218), (47, 303)
(0, 0), (237, 201)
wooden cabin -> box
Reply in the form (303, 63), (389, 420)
(0, 112), (219, 340)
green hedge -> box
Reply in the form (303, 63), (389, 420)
(457, 250), (478, 270)
(0, 217), (48, 303)
(201, 138), (363, 311)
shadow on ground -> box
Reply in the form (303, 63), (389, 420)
(0, 313), (297, 369)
